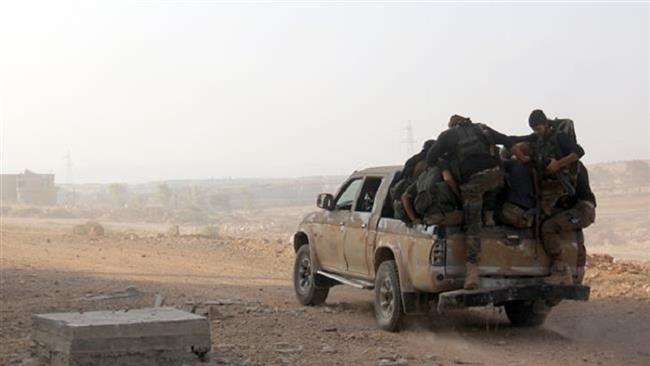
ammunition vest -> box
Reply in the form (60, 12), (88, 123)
(455, 124), (493, 163)
(535, 128), (580, 214)
(535, 129), (579, 181)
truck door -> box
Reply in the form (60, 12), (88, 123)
(344, 177), (383, 275)
(318, 178), (364, 271)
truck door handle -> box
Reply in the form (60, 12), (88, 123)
(361, 223), (367, 228)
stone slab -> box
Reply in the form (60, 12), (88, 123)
(32, 307), (211, 366)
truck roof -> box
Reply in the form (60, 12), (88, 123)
(353, 165), (401, 176)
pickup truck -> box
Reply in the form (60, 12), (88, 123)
(292, 166), (590, 331)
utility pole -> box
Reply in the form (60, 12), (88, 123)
(64, 151), (75, 205)
(402, 120), (416, 157)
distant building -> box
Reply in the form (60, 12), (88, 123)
(0, 170), (57, 205)
(0, 174), (18, 203)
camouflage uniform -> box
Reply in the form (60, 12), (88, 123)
(541, 200), (595, 257)
(391, 159), (428, 221)
(391, 177), (414, 221)
(499, 201), (535, 228)
(459, 166), (504, 263)
(497, 157), (536, 229)
(411, 163), (462, 226)
(541, 162), (596, 258)
(426, 117), (513, 290)
(533, 129), (581, 216)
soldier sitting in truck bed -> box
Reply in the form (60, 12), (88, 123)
(512, 110), (588, 284)
(389, 139), (435, 221)
(426, 115), (517, 289)
(497, 142), (537, 229)
(540, 161), (596, 284)
(400, 155), (462, 227)
(388, 112), (595, 287)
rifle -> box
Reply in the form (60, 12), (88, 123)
(556, 170), (576, 197)
(537, 153), (576, 198)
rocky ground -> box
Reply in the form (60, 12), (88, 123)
(1, 221), (649, 366)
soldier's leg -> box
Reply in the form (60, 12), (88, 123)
(541, 211), (574, 258)
(460, 168), (504, 262)
(542, 207), (585, 284)
(482, 188), (501, 226)
(499, 202), (534, 228)
(542, 205), (592, 256)
(459, 179), (482, 290)
(574, 200), (596, 228)
(460, 169), (504, 290)
(575, 200), (595, 284)
(460, 186), (482, 263)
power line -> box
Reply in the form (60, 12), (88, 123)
(64, 151), (75, 205)
(401, 120), (416, 157)
(64, 152), (73, 185)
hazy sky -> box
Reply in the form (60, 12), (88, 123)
(1, 1), (648, 183)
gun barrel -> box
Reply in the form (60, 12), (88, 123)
(557, 172), (576, 196)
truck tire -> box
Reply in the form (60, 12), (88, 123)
(293, 245), (329, 306)
(374, 260), (403, 332)
(504, 300), (550, 327)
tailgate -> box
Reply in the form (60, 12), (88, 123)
(443, 227), (580, 277)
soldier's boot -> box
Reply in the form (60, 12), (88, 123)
(545, 257), (574, 285)
(464, 262), (480, 290)
(483, 210), (495, 226)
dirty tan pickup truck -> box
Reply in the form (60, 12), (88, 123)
(292, 166), (590, 331)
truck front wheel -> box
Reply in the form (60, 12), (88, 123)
(293, 245), (329, 306)
(374, 260), (404, 332)
(504, 300), (551, 327)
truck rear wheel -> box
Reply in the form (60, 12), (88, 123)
(293, 245), (329, 306)
(504, 300), (550, 327)
(374, 260), (403, 332)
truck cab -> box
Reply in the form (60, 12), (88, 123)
(292, 166), (589, 331)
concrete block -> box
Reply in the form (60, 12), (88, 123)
(32, 307), (211, 366)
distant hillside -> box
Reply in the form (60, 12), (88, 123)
(587, 160), (649, 195)
(50, 160), (649, 209)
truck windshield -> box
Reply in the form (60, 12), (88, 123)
(335, 178), (363, 210)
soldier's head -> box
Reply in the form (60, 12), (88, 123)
(512, 142), (532, 161)
(422, 139), (436, 152)
(449, 114), (471, 128)
(528, 109), (549, 136)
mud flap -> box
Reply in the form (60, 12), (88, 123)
(401, 292), (432, 314)
(437, 284), (590, 313)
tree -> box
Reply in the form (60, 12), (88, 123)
(107, 183), (128, 207)
(157, 183), (174, 207)
(209, 192), (231, 213)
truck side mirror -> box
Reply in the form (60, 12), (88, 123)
(317, 193), (335, 211)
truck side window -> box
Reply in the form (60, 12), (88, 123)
(381, 173), (401, 218)
(334, 178), (363, 211)
(355, 177), (383, 213)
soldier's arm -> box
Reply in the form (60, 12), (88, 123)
(425, 130), (449, 166)
(547, 153), (579, 174)
(507, 133), (536, 146)
(401, 192), (420, 225)
(442, 169), (460, 197)
(547, 133), (581, 174)
(576, 162), (597, 206)
(482, 126), (534, 148)
(402, 153), (420, 178)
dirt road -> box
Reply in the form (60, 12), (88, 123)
(1, 222), (649, 366)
